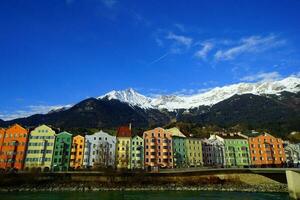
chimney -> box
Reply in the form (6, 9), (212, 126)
(129, 123), (132, 131)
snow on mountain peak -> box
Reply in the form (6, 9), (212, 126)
(98, 88), (153, 108)
(98, 76), (300, 111)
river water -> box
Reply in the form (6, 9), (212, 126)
(0, 191), (289, 200)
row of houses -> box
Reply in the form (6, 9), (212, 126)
(0, 124), (299, 172)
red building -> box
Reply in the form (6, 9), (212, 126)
(0, 124), (29, 170)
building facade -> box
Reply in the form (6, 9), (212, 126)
(83, 130), (116, 168)
(24, 125), (56, 171)
(130, 135), (144, 169)
(116, 125), (132, 169)
(284, 142), (300, 167)
(172, 136), (187, 168)
(216, 133), (250, 167)
(249, 133), (286, 167)
(186, 138), (203, 167)
(143, 127), (173, 169)
(0, 124), (28, 170)
(70, 135), (85, 169)
(52, 131), (72, 171)
(167, 127), (187, 168)
(0, 128), (5, 153)
(202, 135), (225, 167)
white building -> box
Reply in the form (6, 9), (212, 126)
(202, 135), (226, 167)
(284, 141), (300, 167)
(83, 130), (116, 168)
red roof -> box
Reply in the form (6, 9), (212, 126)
(117, 125), (132, 137)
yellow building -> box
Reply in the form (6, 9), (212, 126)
(70, 135), (85, 169)
(24, 125), (56, 171)
(116, 125), (132, 169)
(186, 138), (203, 167)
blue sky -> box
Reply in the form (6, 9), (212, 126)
(0, 0), (300, 120)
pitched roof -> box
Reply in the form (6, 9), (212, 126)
(166, 127), (186, 138)
(56, 131), (72, 136)
(117, 125), (132, 137)
(217, 133), (248, 139)
(6, 123), (27, 132)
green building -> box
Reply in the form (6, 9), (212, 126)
(25, 125), (56, 172)
(52, 131), (72, 171)
(172, 136), (187, 168)
(130, 135), (144, 169)
(215, 133), (250, 167)
(186, 138), (203, 167)
(166, 127), (187, 168)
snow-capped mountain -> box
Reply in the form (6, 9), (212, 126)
(99, 76), (300, 110)
(48, 105), (73, 114)
(98, 88), (153, 109)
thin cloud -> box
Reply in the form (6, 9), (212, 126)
(215, 35), (285, 61)
(155, 38), (164, 47)
(174, 23), (185, 32)
(166, 32), (193, 48)
(0, 104), (72, 121)
(240, 71), (282, 82)
(65, 0), (74, 5)
(101, 0), (118, 9)
(172, 88), (196, 96)
(195, 42), (214, 60)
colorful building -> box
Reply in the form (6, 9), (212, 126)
(186, 138), (203, 167)
(116, 125), (132, 169)
(202, 135), (225, 167)
(166, 127), (186, 138)
(0, 128), (6, 170)
(0, 128), (5, 150)
(172, 136), (187, 168)
(52, 131), (72, 171)
(167, 127), (187, 168)
(0, 124), (28, 170)
(25, 125), (56, 171)
(83, 130), (116, 168)
(143, 127), (173, 169)
(130, 135), (144, 169)
(249, 133), (286, 167)
(215, 133), (250, 167)
(70, 135), (85, 169)
(284, 142), (300, 167)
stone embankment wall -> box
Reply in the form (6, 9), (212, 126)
(0, 172), (287, 193)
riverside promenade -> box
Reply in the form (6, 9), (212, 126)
(1, 168), (299, 199)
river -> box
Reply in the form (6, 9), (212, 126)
(0, 191), (288, 200)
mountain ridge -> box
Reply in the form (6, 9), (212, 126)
(0, 76), (299, 138)
(98, 76), (300, 110)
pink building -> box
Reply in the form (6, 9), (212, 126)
(143, 127), (173, 169)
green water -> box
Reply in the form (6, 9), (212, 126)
(0, 191), (289, 200)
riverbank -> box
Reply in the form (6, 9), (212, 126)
(0, 183), (288, 193)
(0, 190), (290, 200)
(0, 172), (288, 193)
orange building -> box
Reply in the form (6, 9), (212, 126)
(0, 124), (29, 170)
(0, 128), (6, 155)
(70, 135), (85, 169)
(143, 127), (173, 169)
(249, 133), (286, 167)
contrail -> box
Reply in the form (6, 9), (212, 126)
(148, 52), (169, 65)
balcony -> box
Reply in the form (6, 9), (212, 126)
(150, 148), (156, 153)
